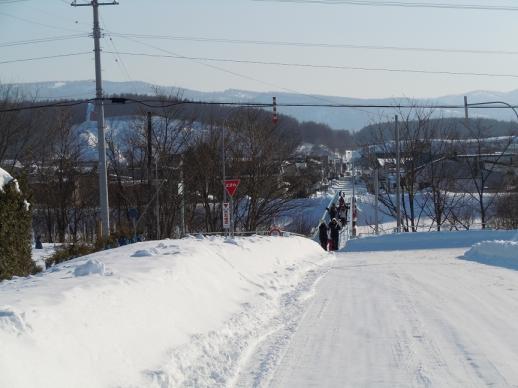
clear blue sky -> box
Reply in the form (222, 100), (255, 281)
(2, 0), (518, 99)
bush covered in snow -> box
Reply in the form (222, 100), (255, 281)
(0, 169), (35, 281)
(45, 243), (97, 268)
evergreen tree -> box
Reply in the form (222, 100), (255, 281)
(0, 170), (35, 281)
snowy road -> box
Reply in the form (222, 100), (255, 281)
(238, 242), (518, 387)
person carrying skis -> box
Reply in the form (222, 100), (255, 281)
(318, 221), (328, 251)
(328, 218), (341, 251)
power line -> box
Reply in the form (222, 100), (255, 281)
(0, 0), (30, 3)
(0, 51), (91, 65)
(2, 96), (518, 113)
(99, 16), (134, 84)
(104, 50), (518, 79)
(0, 34), (87, 48)
(108, 32), (518, 57)
(112, 33), (367, 114)
(0, 11), (87, 33)
(252, 0), (518, 11)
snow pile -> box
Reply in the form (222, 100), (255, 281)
(0, 167), (14, 192)
(464, 239), (518, 269)
(0, 235), (329, 388)
(0, 308), (29, 335)
(73, 259), (107, 277)
(132, 247), (160, 257)
(345, 230), (518, 252)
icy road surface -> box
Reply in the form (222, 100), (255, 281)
(237, 234), (518, 387)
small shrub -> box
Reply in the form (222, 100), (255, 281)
(45, 243), (96, 268)
(493, 193), (518, 229)
(45, 233), (121, 268)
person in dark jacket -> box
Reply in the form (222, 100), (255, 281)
(338, 193), (346, 210)
(326, 203), (338, 220)
(328, 218), (341, 251)
(318, 221), (328, 251)
(35, 235), (43, 249)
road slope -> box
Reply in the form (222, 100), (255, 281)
(238, 233), (518, 387)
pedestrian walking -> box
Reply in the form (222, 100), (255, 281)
(318, 221), (328, 251)
(328, 218), (341, 251)
(326, 203), (338, 220)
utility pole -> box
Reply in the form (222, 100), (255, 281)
(395, 115), (401, 233)
(374, 167), (379, 235)
(350, 161), (356, 238)
(180, 156), (185, 237)
(155, 157), (160, 240)
(146, 112), (154, 238)
(222, 124), (227, 237)
(72, 0), (118, 237)
(464, 95), (469, 126)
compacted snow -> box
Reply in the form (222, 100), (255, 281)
(238, 230), (518, 387)
(0, 235), (330, 388)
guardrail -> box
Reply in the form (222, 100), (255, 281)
(186, 230), (309, 238)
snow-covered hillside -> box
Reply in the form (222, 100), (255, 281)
(0, 235), (330, 388)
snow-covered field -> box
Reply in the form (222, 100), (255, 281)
(0, 235), (330, 388)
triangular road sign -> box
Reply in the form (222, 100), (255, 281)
(224, 179), (240, 197)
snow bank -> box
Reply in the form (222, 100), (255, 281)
(73, 259), (107, 277)
(463, 240), (518, 270)
(0, 167), (14, 192)
(0, 235), (329, 388)
(345, 230), (518, 252)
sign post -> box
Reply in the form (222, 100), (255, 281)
(222, 202), (230, 229)
(224, 179), (240, 238)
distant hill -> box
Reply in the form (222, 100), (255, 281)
(8, 80), (518, 130)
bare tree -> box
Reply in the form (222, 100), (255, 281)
(226, 109), (303, 231)
(456, 119), (516, 228)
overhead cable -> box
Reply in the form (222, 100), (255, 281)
(0, 51), (91, 65)
(2, 96), (518, 113)
(108, 32), (518, 57)
(252, 0), (518, 11)
(0, 34), (88, 48)
(104, 50), (518, 79)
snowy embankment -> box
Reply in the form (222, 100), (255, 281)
(0, 235), (329, 388)
(464, 236), (518, 270)
(345, 229), (517, 252)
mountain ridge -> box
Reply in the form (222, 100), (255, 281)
(8, 80), (518, 130)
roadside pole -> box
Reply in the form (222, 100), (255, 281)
(224, 179), (240, 238)
(72, 0), (118, 237)
(350, 162), (356, 238)
(222, 125), (227, 237)
(375, 167), (379, 235)
(395, 115), (401, 233)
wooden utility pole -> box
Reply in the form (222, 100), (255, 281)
(72, 0), (118, 237)
(395, 115), (401, 233)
